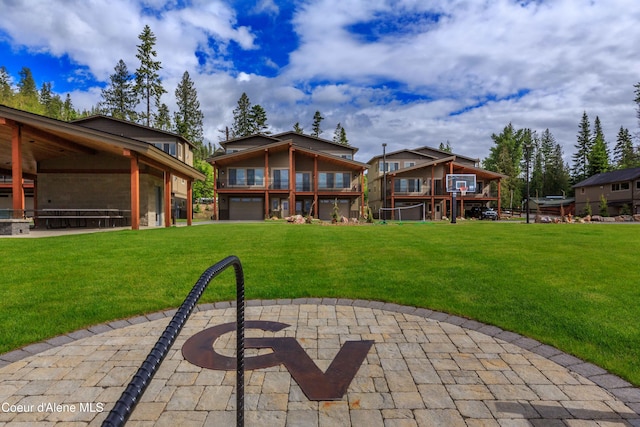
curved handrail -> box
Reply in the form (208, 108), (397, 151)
(102, 256), (245, 427)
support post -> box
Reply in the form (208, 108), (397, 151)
(187, 180), (193, 226)
(130, 155), (140, 230)
(164, 172), (172, 227)
(11, 125), (24, 218)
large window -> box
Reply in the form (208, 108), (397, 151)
(394, 178), (421, 193)
(273, 169), (289, 189)
(296, 172), (312, 191)
(228, 168), (264, 186)
(319, 172), (351, 189)
(379, 161), (399, 172)
(154, 142), (177, 156)
(612, 182), (630, 191)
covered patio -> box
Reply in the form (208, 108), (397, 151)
(0, 105), (205, 233)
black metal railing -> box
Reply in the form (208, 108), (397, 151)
(102, 256), (245, 427)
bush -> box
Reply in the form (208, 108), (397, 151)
(599, 194), (608, 217)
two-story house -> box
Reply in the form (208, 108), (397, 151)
(573, 167), (640, 216)
(208, 132), (368, 221)
(368, 147), (505, 220)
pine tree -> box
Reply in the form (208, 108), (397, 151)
(100, 59), (137, 121)
(134, 25), (166, 126)
(634, 82), (640, 129)
(62, 94), (77, 121)
(174, 71), (204, 155)
(613, 126), (636, 169)
(572, 111), (592, 183)
(588, 116), (609, 176)
(528, 131), (544, 198)
(293, 122), (304, 134)
(438, 141), (452, 153)
(250, 104), (269, 134)
(154, 103), (172, 130)
(15, 67), (40, 111)
(311, 111), (324, 137)
(332, 123), (348, 145)
(0, 66), (12, 103)
(483, 123), (524, 209)
(539, 129), (555, 196)
(232, 92), (253, 137)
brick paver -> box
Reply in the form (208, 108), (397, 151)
(0, 301), (639, 426)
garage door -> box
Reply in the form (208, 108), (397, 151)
(318, 199), (350, 220)
(229, 197), (264, 220)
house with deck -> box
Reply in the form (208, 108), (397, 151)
(208, 132), (368, 221)
(367, 147), (505, 220)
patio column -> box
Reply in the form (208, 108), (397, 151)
(497, 180), (502, 215)
(11, 124), (24, 217)
(289, 145), (295, 216)
(360, 168), (365, 216)
(264, 149), (270, 218)
(187, 180), (193, 226)
(313, 155), (318, 218)
(164, 171), (172, 227)
(130, 154), (140, 230)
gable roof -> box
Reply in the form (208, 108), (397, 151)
(573, 167), (640, 188)
(208, 139), (367, 169)
(72, 115), (196, 147)
(0, 105), (204, 180)
(366, 146), (478, 165)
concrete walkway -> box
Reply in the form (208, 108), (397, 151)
(1, 299), (639, 426)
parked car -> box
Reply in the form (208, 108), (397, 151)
(465, 206), (498, 220)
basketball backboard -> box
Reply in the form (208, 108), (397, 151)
(445, 174), (477, 193)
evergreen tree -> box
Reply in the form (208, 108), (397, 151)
(438, 141), (452, 153)
(174, 71), (204, 155)
(332, 123), (348, 145)
(62, 94), (77, 121)
(634, 82), (640, 129)
(539, 129), (555, 195)
(293, 122), (304, 134)
(154, 103), (172, 130)
(548, 143), (571, 197)
(134, 25), (166, 126)
(39, 82), (63, 119)
(311, 110), (324, 137)
(529, 131), (544, 198)
(613, 126), (637, 169)
(231, 92), (253, 137)
(588, 116), (609, 176)
(483, 123), (524, 209)
(572, 111), (592, 183)
(15, 67), (39, 111)
(100, 59), (137, 121)
(249, 104), (269, 134)
(0, 66), (12, 103)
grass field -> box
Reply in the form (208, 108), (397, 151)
(1, 221), (639, 386)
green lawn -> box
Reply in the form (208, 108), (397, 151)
(1, 221), (639, 386)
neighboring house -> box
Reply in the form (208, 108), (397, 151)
(208, 132), (368, 221)
(0, 105), (204, 229)
(573, 167), (640, 216)
(73, 115), (197, 219)
(367, 147), (505, 220)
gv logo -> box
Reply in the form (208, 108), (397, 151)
(182, 320), (374, 401)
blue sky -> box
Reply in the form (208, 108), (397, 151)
(1, 0), (639, 164)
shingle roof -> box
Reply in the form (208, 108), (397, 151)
(572, 167), (640, 188)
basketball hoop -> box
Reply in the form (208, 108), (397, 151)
(459, 187), (467, 197)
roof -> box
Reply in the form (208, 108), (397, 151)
(366, 146), (478, 165)
(221, 131), (358, 153)
(572, 167), (640, 188)
(208, 139), (368, 169)
(72, 115), (197, 147)
(0, 105), (205, 181)
(387, 156), (506, 180)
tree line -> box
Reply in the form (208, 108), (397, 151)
(483, 86), (640, 209)
(222, 92), (350, 146)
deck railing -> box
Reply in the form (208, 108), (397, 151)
(102, 256), (246, 427)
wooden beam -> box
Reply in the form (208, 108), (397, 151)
(130, 155), (140, 230)
(164, 171), (172, 227)
(21, 123), (96, 155)
(12, 125), (24, 216)
(187, 180), (193, 226)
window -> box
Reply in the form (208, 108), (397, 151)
(637, 181), (640, 190)
(273, 169), (289, 189)
(394, 178), (421, 193)
(296, 172), (311, 191)
(404, 161), (416, 168)
(228, 168), (264, 186)
(340, 154), (353, 160)
(379, 161), (399, 172)
(319, 172), (351, 189)
(612, 182), (630, 191)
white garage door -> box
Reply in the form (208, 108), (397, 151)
(229, 197), (264, 220)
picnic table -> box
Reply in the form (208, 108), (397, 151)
(36, 209), (129, 229)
